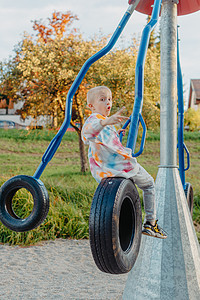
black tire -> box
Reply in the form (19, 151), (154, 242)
(185, 182), (194, 216)
(89, 177), (142, 274)
(0, 175), (49, 232)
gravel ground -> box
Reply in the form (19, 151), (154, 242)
(0, 239), (128, 300)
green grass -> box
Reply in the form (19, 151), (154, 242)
(0, 128), (199, 245)
(145, 130), (200, 141)
(0, 128), (78, 142)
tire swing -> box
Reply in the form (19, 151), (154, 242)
(0, 175), (49, 232)
(184, 182), (194, 216)
(89, 177), (142, 274)
(88, 0), (162, 274)
(0, 1), (152, 236)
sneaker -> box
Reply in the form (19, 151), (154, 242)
(142, 220), (167, 239)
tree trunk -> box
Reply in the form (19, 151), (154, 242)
(78, 131), (88, 173)
(70, 92), (89, 173)
(53, 101), (58, 128)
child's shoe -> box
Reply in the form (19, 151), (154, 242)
(142, 220), (167, 239)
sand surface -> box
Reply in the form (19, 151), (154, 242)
(0, 239), (128, 299)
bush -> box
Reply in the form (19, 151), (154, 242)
(0, 179), (91, 245)
(184, 108), (200, 131)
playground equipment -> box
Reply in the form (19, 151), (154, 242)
(0, 0), (140, 235)
(177, 27), (194, 215)
(0, 0), (199, 286)
(90, 0), (162, 274)
(0, 0), (162, 273)
(123, 0), (200, 298)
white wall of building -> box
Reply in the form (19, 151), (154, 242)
(0, 100), (51, 127)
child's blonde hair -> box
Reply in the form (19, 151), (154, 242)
(87, 86), (111, 106)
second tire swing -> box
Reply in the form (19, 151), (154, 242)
(89, 177), (142, 274)
(0, 175), (49, 232)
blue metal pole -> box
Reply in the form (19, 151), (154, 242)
(33, 3), (139, 179)
(177, 27), (185, 189)
(126, 0), (162, 153)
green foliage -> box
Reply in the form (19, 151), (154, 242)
(1, 128), (198, 143)
(0, 183), (90, 245)
(0, 130), (199, 245)
(0, 11), (162, 174)
(0, 128), (78, 142)
(146, 130), (200, 141)
(183, 130), (200, 140)
(0, 173), (95, 245)
(193, 193), (200, 223)
(11, 188), (34, 219)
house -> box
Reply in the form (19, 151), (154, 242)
(188, 79), (200, 110)
(0, 96), (78, 130)
(0, 96), (50, 127)
(0, 96), (30, 125)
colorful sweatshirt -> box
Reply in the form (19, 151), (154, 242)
(81, 113), (139, 183)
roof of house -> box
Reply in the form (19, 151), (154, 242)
(188, 79), (200, 108)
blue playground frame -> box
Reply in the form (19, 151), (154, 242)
(120, 0), (162, 156)
(177, 26), (190, 191)
(33, 0), (162, 180)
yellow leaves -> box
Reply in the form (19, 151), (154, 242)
(1, 14), (162, 131)
(47, 52), (56, 61)
(32, 57), (40, 66)
(184, 108), (200, 131)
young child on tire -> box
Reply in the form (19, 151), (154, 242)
(81, 86), (167, 239)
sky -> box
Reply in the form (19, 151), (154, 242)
(0, 0), (200, 104)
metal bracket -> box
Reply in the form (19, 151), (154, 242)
(127, 0), (141, 14)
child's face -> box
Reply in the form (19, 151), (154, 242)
(90, 88), (112, 117)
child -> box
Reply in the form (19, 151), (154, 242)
(81, 86), (167, 239)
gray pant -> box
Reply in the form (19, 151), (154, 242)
(131, 164), (156, 223)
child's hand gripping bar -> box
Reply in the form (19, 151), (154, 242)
(119, 113), (146, 157)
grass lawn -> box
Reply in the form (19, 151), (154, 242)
(0, 129), (199, 245)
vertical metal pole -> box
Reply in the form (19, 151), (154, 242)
(123, 1), (200, 298)
(160, 0), (177, 167)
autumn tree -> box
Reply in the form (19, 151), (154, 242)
(0, 11), (89, 172)
(0, 11), (161, 173)
(32, 11), (77, 42)
(0, 58), (22, 113)
(89, 36), (160, 131)
(184, 108), (200, 131)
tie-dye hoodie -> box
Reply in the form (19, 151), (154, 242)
(81, 113), (139, 183)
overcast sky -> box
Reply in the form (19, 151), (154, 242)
(0, 0), (200, 102)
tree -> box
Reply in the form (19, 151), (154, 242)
(0, 11), (90, 172)
(0, 58), (21, 113)
(0, 11), (161, 173)
(32, 11), (78, 42)
(89, 36), (160, 131)
(184, 108), (200, 131)
(143, 45), (160, 130)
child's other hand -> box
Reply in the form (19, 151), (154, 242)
(117, 129), (126, 136)
(101, 107), (129, 126)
